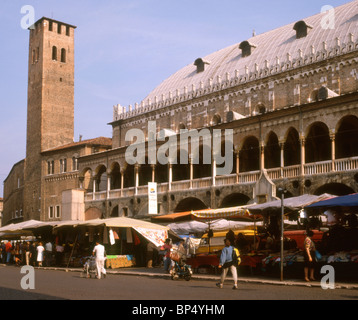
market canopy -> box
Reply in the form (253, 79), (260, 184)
(191, 206), (252, 220)
(151, 211), (193, 222)
(77, 217), (170, 231)
(305, 193), (358, 210)
(248, 194), (334, 214)
(167, 219), (262, 235)
(0, 220), (45, 233)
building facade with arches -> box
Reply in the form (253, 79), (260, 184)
(80, 2), (358, 219)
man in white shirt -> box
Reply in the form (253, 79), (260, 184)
(92, 241), (107, 279)
(44, 241), (53, 267)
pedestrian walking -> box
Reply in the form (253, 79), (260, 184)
(24, 242), (31, 266)
(37, 242), (45, 267)
(216, 238), (238, 290)
(92, 241), (107, 279)
(5, 241), (12, 264)
(161, 239), (172, 273)
(304, 230), (317, 282)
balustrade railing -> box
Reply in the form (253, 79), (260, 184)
(85, 156), (358, 202)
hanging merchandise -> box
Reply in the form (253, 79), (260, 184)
(112, 229), (120, 240)
(133, 231), (141, 245)
(133, 227), (168, 247)
(109, 229), (115, 245)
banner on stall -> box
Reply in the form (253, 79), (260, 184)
(133, 227), (167, 247)
(148, 182), (158, 215)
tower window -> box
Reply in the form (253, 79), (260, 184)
(61, 48), (66, 63)
(47, 160), (55, 175)
(66, 26), (70, 36)
(32, 49), (36, 64)
(49, 21), (53, 31)
(57, 23), (62, 34)
(52, 46), (57, 61)
(72, 156), (79, 171)
(60, 158), (67, 173)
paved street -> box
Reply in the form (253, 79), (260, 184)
(0, 265), (357, 301)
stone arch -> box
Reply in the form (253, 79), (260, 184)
(335, 115), (358, 159)
(193, 143), (211, 179)
(109, 162), (121, 190)
(174, 197), (208, 213)
(240, 136), (260, 172)
(94, 164), (107, 192)
(172, 147), (190, 182)
(85, 207), (102, 221)
(219, 193), (251, 208)
(216, 140), (235, 175)
(139, 159), (152, 186)
(305, 122), (331, 163)
(284, 127), (300, 166)
(314, 183), (355, 196)
(122, 163), (135, 188)
(264, 131), (280, 169)
(111, 205), (119, 217)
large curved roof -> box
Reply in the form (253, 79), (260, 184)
(142, 1), (358, 104)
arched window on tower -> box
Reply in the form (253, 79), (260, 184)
(61, 48), (66, 63)
(52, 46), (57, 61)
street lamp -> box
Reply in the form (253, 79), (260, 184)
(278, 187), (287, 281)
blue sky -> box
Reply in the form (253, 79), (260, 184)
(0, 0), (351, 196)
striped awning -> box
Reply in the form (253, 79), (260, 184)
(191, 206), (251, 220)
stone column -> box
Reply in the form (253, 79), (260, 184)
(236, 151), (240, 184)
(151, 164), (156, 183)
(330, 131), (336, 172)
(120, 169), (124, 197)
(212, 156), (217, 187)
(189, 157), (193, 189)
(168, 163), (173, 192)
(280, 141), (285, 178)
(260, 141), (265, 171)
(92, 175), (96, 200)
(106, 172), (111, 199)
(300, 136), (306, 176)
(134, 164), (139, 196)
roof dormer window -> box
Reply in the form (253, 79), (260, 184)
(239, 41), (257, 57)
(194, 58), (210, 73)
(293, 20), (312, 39)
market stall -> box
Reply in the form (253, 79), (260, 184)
(304, 193), (358, 281)
(49, 217), (178, 268)
(243, 194), (336, 279)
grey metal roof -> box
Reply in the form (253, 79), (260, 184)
(142, 1), (358, 105)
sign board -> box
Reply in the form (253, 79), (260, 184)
(148, 182), (158, 215)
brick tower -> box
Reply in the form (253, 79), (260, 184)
(24, 18), (76, 220)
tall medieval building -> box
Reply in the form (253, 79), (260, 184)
(3, 18), (111, 225)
